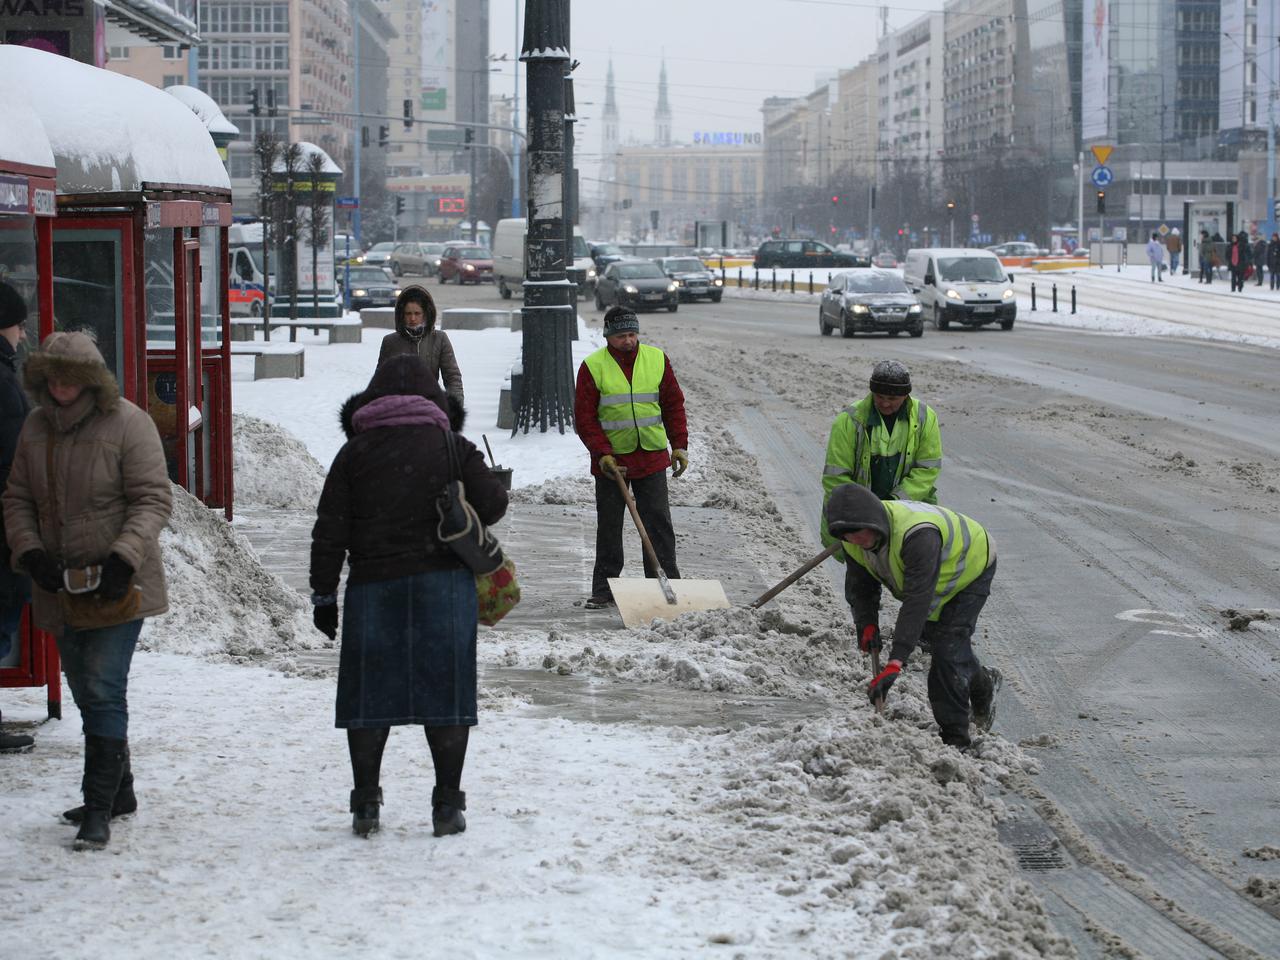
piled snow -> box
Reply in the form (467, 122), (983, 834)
(230, 413), (326, 509)
(146, 483), (327, 666)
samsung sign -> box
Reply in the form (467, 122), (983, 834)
(693, 131), (762, 146)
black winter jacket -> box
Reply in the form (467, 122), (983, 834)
(309, 355), (507, 595)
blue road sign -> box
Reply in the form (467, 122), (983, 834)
(1091, 166), (1114, 188)
(336, 196), (359, 209)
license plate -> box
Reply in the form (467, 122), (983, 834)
(973, 305), (995, 315)
(644, 293), (663, 301)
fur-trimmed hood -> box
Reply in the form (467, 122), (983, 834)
(23, 331), (120, 413)
(394, 285), (437, 340)
(339, 353), (465, 439)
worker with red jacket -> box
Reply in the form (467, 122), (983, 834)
(575, 307), (689, 609)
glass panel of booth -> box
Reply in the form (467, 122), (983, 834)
(144, 228), (176, 348)
(199, 226), (223, 346)
(51, 229), (125, 384)
(0, 214), (40, 352)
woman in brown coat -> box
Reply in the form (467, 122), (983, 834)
(376, 285), (464, 405)
(2, 331), (172, 851)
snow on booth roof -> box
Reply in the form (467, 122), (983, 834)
(0, 46), (230, 197)
(272, 142), (341, 175)
(0, 94), (55, 173)
(164, 85), (240, 138)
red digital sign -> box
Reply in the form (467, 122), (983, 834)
(435, 197), (466, 215)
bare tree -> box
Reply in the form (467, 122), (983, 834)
(304, 151), (331, 317)
(278, 142), (304, 323)
(253, 130), (281, 335)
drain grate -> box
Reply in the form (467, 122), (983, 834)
(1011, 838), (1070, 871)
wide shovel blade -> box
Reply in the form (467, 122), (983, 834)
(608, 576), (730, 628)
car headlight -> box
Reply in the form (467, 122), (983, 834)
(433, 259), (441, 267)
(587, 268), (596, 279)
(672, 278), (683, 285)
(393, 288), (402, 296)
(464, 263), (476, 271)
(945, 288), (963, 301)
(354, 256), (364, 263)
(713, 278), (723, 286)
(850, 303), (870, 315)
(1002, 289), (1015, 300)
(908, 304), (923, 314)
(667, 283), (678, 293)
(624, 284), (638, 294)
(352, 288), (367, 297)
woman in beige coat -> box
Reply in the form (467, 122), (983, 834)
(2, 331), (172, 851)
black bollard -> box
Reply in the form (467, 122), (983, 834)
(771, 269), (776, 292)
(790, 271), (795, 294)
(754, 270), (759, 290)
(1071, 285), (1077, 315)
(738, 267), (742, 288)
(1052, 283), (1058, 312)
(1031, 283), (1037, 311)
(808, 271), (813, 294)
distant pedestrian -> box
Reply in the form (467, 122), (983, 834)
(1228, 233), (1250, 292)
(4, 331), (173, 850)
(1166, 228), (1181, 275)
(1145, 233), (1164, 283)
(1253, 235), (1268, 286)
(376, 286), (464, 405)
(311, 355), (508, 839)
(1268, 234), (1280, 291)
(1198, 230), (1214, 284)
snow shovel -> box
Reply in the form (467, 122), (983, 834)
(607, 470), (730, 628)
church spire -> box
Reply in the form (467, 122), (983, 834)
(602, 54), (619, 159)
(654, 56), (671, 146)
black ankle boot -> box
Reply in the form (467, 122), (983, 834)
(64, 743), (136, 824)
(431, 786), (467, 837)
(350, 786), (383, 837)
(74, 735), (128, 851)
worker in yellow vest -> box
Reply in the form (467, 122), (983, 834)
(825, 482), (1002, 749)
(575, 307), (689, 609)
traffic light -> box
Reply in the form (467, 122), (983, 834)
(403, 98), (414, 130)
(831, 195), (839, 207)
(248, 89), (260, 117)
(1096, 190), (1106, 215)
(897, 228), (905, 237)
(378, 125), (390, 147)
(266, 88), (277, 117)
(395, 196), (405, 216)
(945, 199), (956, 212)
(464, 127), (475, 147)
(361, 126), (369, 148)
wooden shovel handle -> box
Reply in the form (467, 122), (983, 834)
(613, 470), (666, 577)
(750, 542), (842, 609)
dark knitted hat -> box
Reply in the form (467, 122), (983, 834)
(0, 282), (27, 330)
(602, 306), (639, 337)
(869, 359), (912, 396)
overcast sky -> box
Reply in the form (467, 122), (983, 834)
(488, 0), (947, 164)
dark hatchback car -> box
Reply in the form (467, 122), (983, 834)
(755, 238), (867, 269)
(819, 268), (924, 338)
(589, 241), (626, 271)
(595, 260), (679, 312)
(338, 266), (401, 310)
(654, 256), (724, 302)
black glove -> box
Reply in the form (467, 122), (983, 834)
(867, 661), (901, 706)
(98, 553), (135, 601)
(857, 624), (882, 654)
(313, 603), (338, 640)
(21, 550), (64, 594)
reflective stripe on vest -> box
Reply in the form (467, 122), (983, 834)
(584, 344), (669, 454)
(848, 499), (990, 620)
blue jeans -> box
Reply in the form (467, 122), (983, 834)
(1169, 252), (1180, 274)
(58, 619), (143, 739)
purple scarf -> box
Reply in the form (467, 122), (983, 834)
(352, 394), (450, 433)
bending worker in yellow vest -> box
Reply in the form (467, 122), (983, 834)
(575, 307), (689, 609)
(825, 483), (1002, 749)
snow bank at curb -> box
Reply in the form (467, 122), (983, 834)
(231, 412), (327, 509)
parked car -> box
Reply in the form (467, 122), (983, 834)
(987, 242), (1045, 258)
(594, 260), (678, 312)
(389, 241), (447, 277)
(818, 268), (923, 338)
(438, 244), (494, 284)
(358, 241), (397, 268)
(754, 238), (867, 269)
(903, 247), (1015, 330)
(338, 266), (401, 310)
(654, 256), (723, 302)
(589, 241), (626, 270)
(871, 252), (899, 269)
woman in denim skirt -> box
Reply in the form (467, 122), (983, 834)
(310, 355), (507, 838)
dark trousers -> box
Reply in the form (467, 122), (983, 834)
(1271, 269), (1280, 291)
(921, 561), (996, 747)
(592, 472), (680, 598)
(1230, 267), (1246, 292)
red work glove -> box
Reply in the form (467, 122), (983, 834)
(858, 624), (882, 654)
(867, 660), (902, 706)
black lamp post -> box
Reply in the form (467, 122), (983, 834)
(514, 0), (576, 434)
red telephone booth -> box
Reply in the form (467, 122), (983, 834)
(0, 96), (59, 715)
(1, 48), (237, 719)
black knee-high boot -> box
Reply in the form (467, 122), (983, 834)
(63, 741), (135, 824)
(347, 727), (389, 837)
(74, 735), (128, 851)
(426, 725), (469, 837)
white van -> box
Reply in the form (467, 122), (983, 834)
(902, 247), (1016, 330)
(492, 217), (597, 300)
(228, 222), (269, 318)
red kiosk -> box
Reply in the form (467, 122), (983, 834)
(0, 47), (236, 719)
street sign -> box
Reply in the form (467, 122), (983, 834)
(336, 196), (359, 209)
(1091, 165), (1114, 188)
(1090, 145), (1113, 166)
(1157, 224), (1169, 236)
